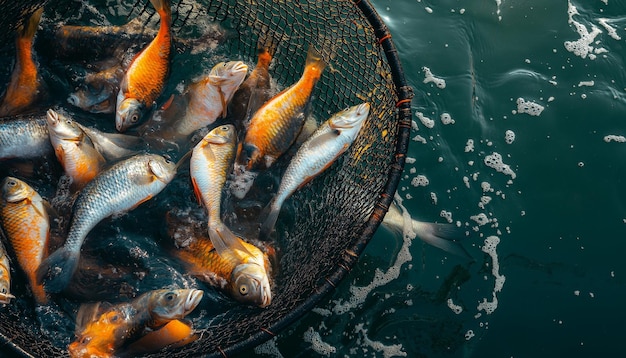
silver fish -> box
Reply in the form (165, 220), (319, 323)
(0, 116), (51, 160)
(37, 153), (178, 292)
(259, 103), (370, 240)
(0, 240), (14, 304)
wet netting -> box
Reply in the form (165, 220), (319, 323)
(0, 0), (411, 356)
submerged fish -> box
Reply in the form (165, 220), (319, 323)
(166, 61), (248, 137)
(46, 109), (106, 189)
(115, 0), (172, 132)
(67, 64), (125, 114)
(0, 240), (13, 304)
(0, 8), (45, 117)
(0, 116), (51, 160)
(0, 177), (49, 304)
(240, 46), (326, 172)
(168, 211), (272, 308)
(259, 103), (370, 240)
(68, 288), (203, 358)
(381, 200), (472, 260)
(37, 153), (178, 293)
(229, 48), (273, 137)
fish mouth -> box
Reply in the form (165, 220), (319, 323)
(232, 61), (248, 74)
(184, 289), (203, 312)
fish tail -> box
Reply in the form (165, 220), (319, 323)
(304, 46), (327, 79)
(208, 223), (254, 260)
(412, 220), (474, 260)
(31, 282), (48, 305)
(150, 0), (172, 25)
(258, 203), (280, 242)
(36, 247), (79, 293)
(19, 7), (43, 40)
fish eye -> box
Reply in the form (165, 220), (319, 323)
(165, 293), (176, 301)
(239, 284), (249, 296)
(221, 125), (229, 131)
(0, 288), (6, 294)
(130, 114), (139, 123)
(110, 314), (119, 323)
(79, 336), (92, 344)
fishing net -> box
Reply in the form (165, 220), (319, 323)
(0, 0), (412, 356)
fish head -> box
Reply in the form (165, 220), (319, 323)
(230, 263), (272, 308)
(148, 156), (178, 184)
(1, 176), (32, 203)
(68, 82), (115, 114)
(329, 102), (370, 132)
(148, 289), (204, 326)
(46, 109), (83, 142)
(208, 61), (248, 96)
(115, 98), (144, 132)
(203, 124), (236, 146)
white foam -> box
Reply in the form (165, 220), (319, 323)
(303, 327), (336, 356)
(478, 196), (492, 209)
(425, 6), (433, 13)
(440, 210), (453, 223)
(440, 113), (455, 125)
(430, 192), (438, 205)
(604, 135), (626, 143)
(354, 324), (407, 358)
(484, 152), (516, 179)
(504, 130), (515, 144)
(516, 98), (544, 116)
(578, 80), (595, 87)
(411, 175), (430, 187)
(470, 213), (491, 226)
(465, 330), (475, 340)
(477, 236), (506, 315)
(332, 194), (415, 314)
(415, 112), (435, 128)
(465, 139), (475, 152)
(229, 164), (258, 199)
(447, 298), (463, 314)
(564, 1), (603, 59)
(412, 135), (427, 143)
(422, 67), (446, 89)
(405, 157), (416, 164)
(254, 337), (285, 357)
(598, 18), (621, 40)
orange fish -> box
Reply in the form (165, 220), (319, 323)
(115, 0), (172, 132)
(123, 319), (197, 356)
(0, 177), (49, 304)
(68, 288), (203, 358)
(240, 46), (326, 171)
(0, 8), (44, 117)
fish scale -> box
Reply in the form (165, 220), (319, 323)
(0, 117), (50, 160)
(38, 154), (177, 293)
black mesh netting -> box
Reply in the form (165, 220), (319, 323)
(0, 0), (412, 356)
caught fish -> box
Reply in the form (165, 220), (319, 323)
(67, 64), (125, 114)
(0, 8), (45, 117)
(37, 153), (178, 293)
(0, 177), (50, 304)
(229, 48), (273, 137)
(168, 212), (272, 308)
(239, 46), (326, 172)
(0, 240), (13, 304)
(259, 103), (369, 240)
(0, 116), (51, 160)
(68, 288), (203, 358)
(381, 199), (472, 260)
(122, 319), (197, 356)
(190, 125), (237, 248)
(46, 109), (106, 189)
(115, 0), (172, 132)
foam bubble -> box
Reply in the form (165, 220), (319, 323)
(564, 1), (603, 59)
(405, 157), (417, 164)
(411, 175), (430, 187)
(412, 135), (427, 143)
(465, 139), (475, 152)
(578, 80), (595, 87)
(484, 152), (517, 179)
(604, 135), (626, 143)
(440, 210), (453, 223)
(303, 327), (336, 356)
(415, 111), (435, 128)
(430, 192), (438, 205)
(505, 130), (515, 144)
(229, 164), (259, 199)
(478, 196), (492, 209)
(470, 213), (491, 226)
(477, 236), (505, 314)
(447, 298), (463, 314)
(440, 113), (455, 125)
(465, 330), (475, 340)
(598, 18), (621, 40)
(516, 97), (544, 116)
(354, 324), (407, 358)
(254, 337), (285, 357)
(422, 67), (446, 89)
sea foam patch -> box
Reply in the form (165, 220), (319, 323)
(564, 0), (603, 60)
(422, 66), (446, 89)
(484, 152), (516, 179)
(515, 98), (544, 116)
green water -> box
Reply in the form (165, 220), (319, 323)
(252, 0), (626, 357)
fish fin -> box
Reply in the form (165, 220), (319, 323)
(219, 87), (227, 118)
(160, 94), (175, 111)
(19, 7), (43, 39)
(75, 302), (102, 334)
(77, 123), (142, 161)
(190, 177), (204, 207)
(258, 203), (280, 242)
(306, 129), (340, 150)
(208, 224), (253, 261)
(36, 247), (79, 293)
(244, 87), (268, 127)
(131, 194), (154, 210)
(304, 45), (327, 76)
(412, 221), (473, 260)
